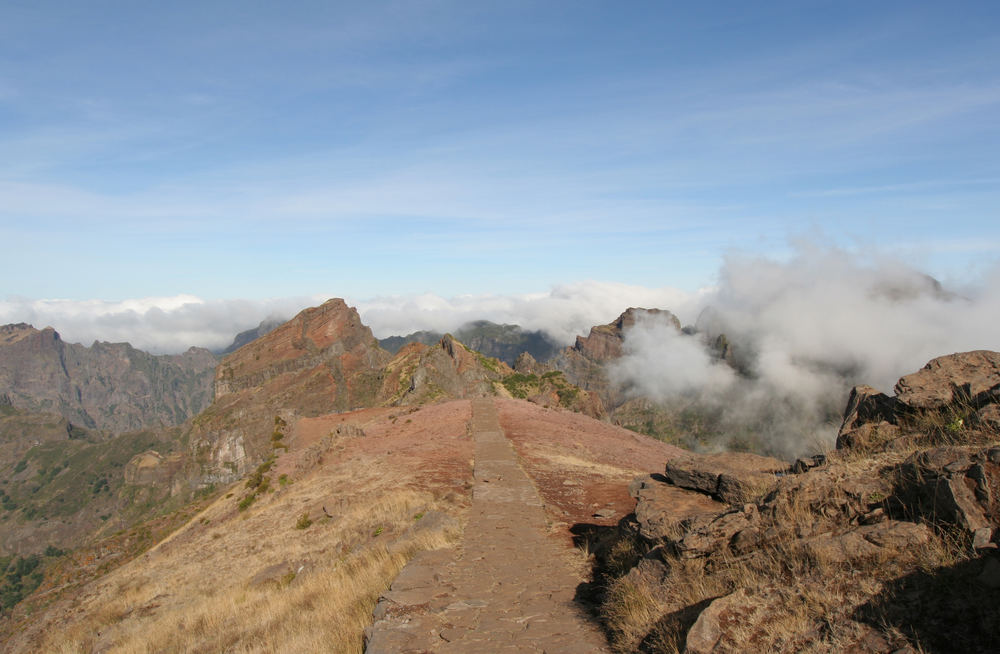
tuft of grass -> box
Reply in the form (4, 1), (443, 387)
(295, 513), (313, 530)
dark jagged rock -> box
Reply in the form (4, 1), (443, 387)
(836, 385), (900, 450)
(604, 351), (1000, 653)
(838, 351), (1000, 452)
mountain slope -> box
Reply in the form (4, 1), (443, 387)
(215, 316), (286, 355)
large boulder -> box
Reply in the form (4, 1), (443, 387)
(894, 350), (1000, 410)
(627, 474), (724, 544)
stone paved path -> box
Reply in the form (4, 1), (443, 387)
(365, 398), (610, 653)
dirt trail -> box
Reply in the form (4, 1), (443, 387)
(365, 398), (611, 653)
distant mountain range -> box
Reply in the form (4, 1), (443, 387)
(0, 323), (217, 434)
(379, 320), (562, 366)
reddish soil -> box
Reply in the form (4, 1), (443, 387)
(285, 400), (476, 499)
(495, 398), (686, 531)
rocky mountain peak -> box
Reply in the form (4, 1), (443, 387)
(214, 298), (387, 400)
(573, 307), (680, 363)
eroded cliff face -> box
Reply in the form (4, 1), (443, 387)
(0, 323), (217, 434)
(213, 299), (389, 402)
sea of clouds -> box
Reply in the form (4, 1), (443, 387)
(3, 244), (998, 457)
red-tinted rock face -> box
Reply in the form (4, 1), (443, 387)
(188, 301), (513, 487)
(214, 298), (389, 402)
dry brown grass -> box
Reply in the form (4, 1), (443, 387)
(39, 488), (461, 654)
(16, 403), (474, 654)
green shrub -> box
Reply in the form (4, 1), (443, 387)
(295, 513), (313, 530)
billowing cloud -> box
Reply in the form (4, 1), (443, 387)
(610, 244), (1000, 458)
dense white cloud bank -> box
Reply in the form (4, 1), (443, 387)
(0, 295), (322, 354)
(0, 282), (695, 354)
(356, 282), (696, 344)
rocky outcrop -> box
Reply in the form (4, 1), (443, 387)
(513, 352), (551, 375)
(0, 323), (217, 434)
(837, 350), (1000, 451)
(123, 450), (186, 488)
(601, 350), (1000, 653)
(893, 445), (1000, 541)
(894, 350), (1000, 410)
(378, 335), (510, 407)
(665, 452), (786, 504)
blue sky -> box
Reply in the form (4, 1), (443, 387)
(2, 1), (999, 303)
